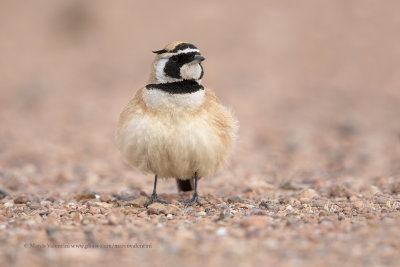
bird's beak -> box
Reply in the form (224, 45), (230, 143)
(192, 55), (205, 63)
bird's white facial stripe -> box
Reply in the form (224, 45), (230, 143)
(144, 89), (205, 109)
(175, 48), (200, 54)
(162, 48), (200, 57)
(155, 58), (167, 80)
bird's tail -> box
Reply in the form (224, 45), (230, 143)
(176, 178), (194, 192)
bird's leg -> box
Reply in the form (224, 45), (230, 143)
(179, 172), (202, 206)
(145, 175), (169, 207)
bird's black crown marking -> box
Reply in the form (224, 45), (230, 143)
(152, 43), (198, 55)
(146, 80), (204, 94)
(152, 49), (167, 54)
(170, 43), (198, 53)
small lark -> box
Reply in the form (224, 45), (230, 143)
(116, 41), (238, 206)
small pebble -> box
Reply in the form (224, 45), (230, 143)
(0, 189), (9, 200)
(227, 196), (242, 203)
(216, 227), (227, 236)
(28, 196), (41, 204)
(45, 226), (59, 240)
(100, 194), (111, 202)
(125, 197), (147, 208)
(215, 202), (229, 210)
(353, 201), (364, 209)
(14, 196), (28, 204)
(137, 211), (147, 218)
(183, 207), (194, 213)
(246, 208), (266, 216)
(367, 185), (381, 196)
(147, 208), (160, 215)
(39, 211), (49, 217)
(81, 215), (96, 225)
(375, 197), (390, 205)
(107, 214), (118, 225)
(46, 197), (55, 203)
(77, 192), (96, 201)
(4, 202), (13, 207)
(259, 200), (274, 210)
(28, 205), (41, 210)
(120, 192), (140, 201)
(300, 189), (318, 199)
(71, 212), (83, 223)
(214, 212), (227, 222)
(313, 200), (326, 208)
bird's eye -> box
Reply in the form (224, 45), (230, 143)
(171, 56), (178, 62)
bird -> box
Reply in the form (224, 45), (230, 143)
(116, 41), (238, 207)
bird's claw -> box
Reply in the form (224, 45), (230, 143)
(145, 193), (169, 207)
(179, 193), (202, 206)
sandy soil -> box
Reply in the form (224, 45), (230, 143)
(0, 1), (399, 266)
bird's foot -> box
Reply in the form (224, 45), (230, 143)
(179, 193), (202, 206)
(145, 193), (169, 207)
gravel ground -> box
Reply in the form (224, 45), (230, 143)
(1, 1), (400, 267)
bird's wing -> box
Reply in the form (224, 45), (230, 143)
(117, 87), (147, 128)
(203, 87), (239, 140)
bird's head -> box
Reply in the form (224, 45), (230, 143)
(149, 41), (205, 84)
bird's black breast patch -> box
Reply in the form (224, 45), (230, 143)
(146, 80), (204, 94)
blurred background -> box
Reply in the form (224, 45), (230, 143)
(1, 0), (399, 190)
(1, 1), (400, 266)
